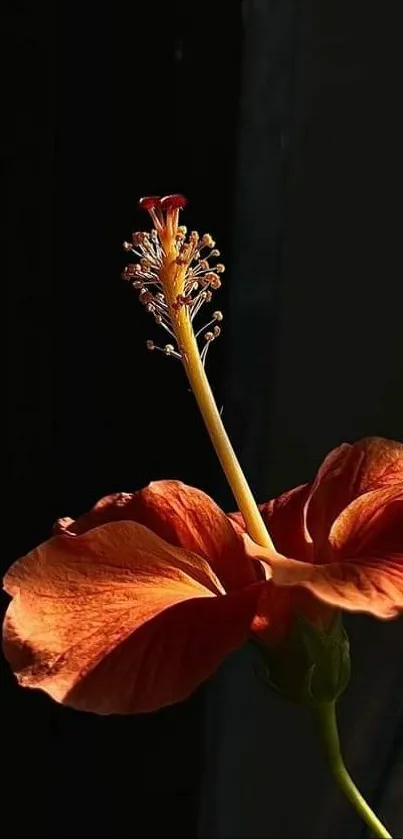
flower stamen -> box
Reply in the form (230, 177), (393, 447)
(122, 194), (224, 366)
(146, 339), (182, 359)
(122, 194), (275, 551)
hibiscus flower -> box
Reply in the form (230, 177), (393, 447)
(3, 437), (402, 715)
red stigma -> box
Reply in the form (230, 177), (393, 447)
(139, 196), (161, 210)
(160, 194), (188, 211)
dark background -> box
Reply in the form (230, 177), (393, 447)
(4, 1), (403, 837)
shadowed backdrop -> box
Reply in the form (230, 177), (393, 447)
(4, 1), (403, 837)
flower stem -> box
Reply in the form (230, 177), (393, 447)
(174, 306), (274, 550)
(316, 702), (392, 838)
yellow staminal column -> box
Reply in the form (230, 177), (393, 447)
(162, 254), (275, 552)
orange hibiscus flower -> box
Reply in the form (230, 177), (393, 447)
(3, 437), (402, 715)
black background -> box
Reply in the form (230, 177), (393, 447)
(4, 1), (403, 837)
(4, 2), (241, 835)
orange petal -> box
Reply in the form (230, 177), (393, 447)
(55, 481), (258, 591)
(260, 484), (313, 561)
(246, 543), (403, 620)
(329, 488), (403, 557)
(230, 484), (312, 561)
(3, 522), (264, 714)
(305, 437), (403, 554)
(301, 557), (403, 619)
(251, 581), (334, 645)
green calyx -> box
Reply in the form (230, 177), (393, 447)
(252, 611), (351, 708)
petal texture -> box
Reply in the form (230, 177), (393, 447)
(3, 521), (264, 713)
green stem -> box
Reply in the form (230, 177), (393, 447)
(316, 702), (392, 838)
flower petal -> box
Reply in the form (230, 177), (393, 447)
(300, 557), (403, 619)
(250, 581), (334, 645)
(230, 484), (312, 562)
(329, 488), (403, 557)
(246, 545), (403, 620)
(63, 585), (264, 714)
(55, 480), (257, 591)
(260, 484), (313, 561)
(3, 522), (264, 714)
(305, 437), (403, 554)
